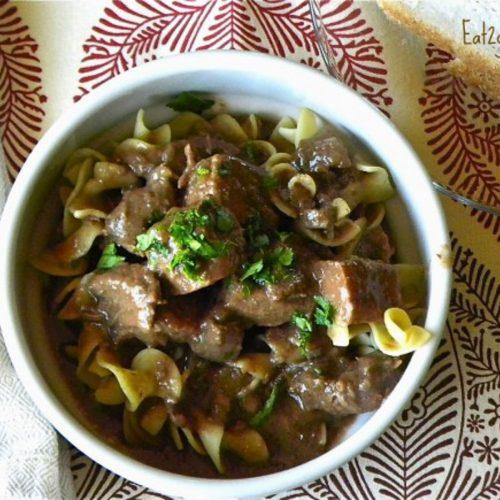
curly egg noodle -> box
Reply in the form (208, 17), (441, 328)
(31, 99), (432, 475)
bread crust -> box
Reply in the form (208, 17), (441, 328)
(377, 0), (500, 100)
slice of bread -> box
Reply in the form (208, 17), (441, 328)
(376, 0), (500, 100)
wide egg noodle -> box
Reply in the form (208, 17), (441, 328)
(222, 428), (269, 465)
(356, 164), (395, 204)
(133, 108), (172, 146)
(63, 157), (95, 236)
(241, 113), (261, 140)
(69, 162), (140, 220)
(168, 111), (212, 140)
(196, 416), (225, 474)
(96, 347), (182, 412)
(269, 116), (295, 153)
(30, 219), (103, 276)
(370, 307), (432, 356)
(210, 113), (248, 145)
(279, 108), (318, 147)
(326, 323), (370, 347)
(180, 426), (207, 455)
(63, 148), (107, 185)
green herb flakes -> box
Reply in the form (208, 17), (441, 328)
(135, 232), (169, 257)
(313, 295), (335, 327)
(196, 166), (210, 177)
(167, 202), (232, 279)
(166, 92), (215, 114)
(97, 243), (126, 270)
(241, 259), (264, 281)
(277, 247), (294, 266)
(240, 245), (295, 288)
(291, 312), (313, 356)
(249, 383), (281, 428)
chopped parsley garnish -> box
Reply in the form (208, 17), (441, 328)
(97, 243), (126, 270)
(262, 175), (278, 191)
(217, 164), (230, 177)
(240, 245), (295, 288)
(243, 142), (260, 163)
(196, 166), (210, 176)
(276, 246), (294, 266)
(135, 231), (169, 257)
(167, 202), (232, 279)
(313, 295), (335, 327)
(249, 383), (282, 428)
(291, 312), (313, 356)
(166, 92), (215, 114)
(240, 259), (264, 281)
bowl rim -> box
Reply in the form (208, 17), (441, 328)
(0, 50), (452, 498)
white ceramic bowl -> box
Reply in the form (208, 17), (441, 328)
(0, 51), (451, 498)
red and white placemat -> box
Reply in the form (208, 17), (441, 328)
(1, 1), (498, 498)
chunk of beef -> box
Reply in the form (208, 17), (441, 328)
(314, 167), (363, 209)
(353, 226), (394, 263)
(166, 135), (241, 176)
(105, 186), (173, 253)
(76, 263), (161, 345)
(113, 140), (175, 178)
(221, 276), (313, 327)
(264, 324), (331, 364)
(191, 316), (244, 362)
(288, 356), (402, 416)
(220, 236), (320, 327)
(146, 164), (177, 198)
(154, 294), (206, 344)
(144, 204), (245, 295)
(260, 395), (330, 468)
(154, 300), (243, 362)
(182, 135), (240, 159)
(177, 363), (251, 425)
(294, 135), (352, 172)
(181, 154), (278, 227)
(311, 258), (402, 325)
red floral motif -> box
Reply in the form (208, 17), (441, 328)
(419, 45), (500, 237)
(0, 0), (46, 178)
(76, 0), (392, 118)
(468, 92), (500, 124)
(75, 0), (219, 101)
(300, 56), (321, 69)
(316, 0), (392, 112)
